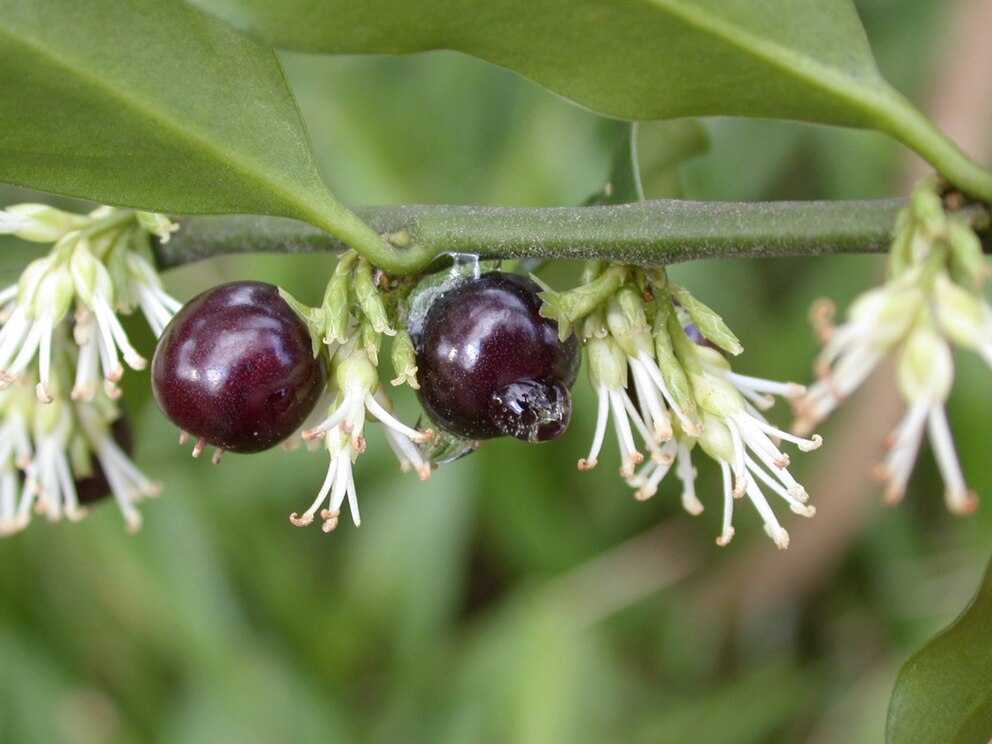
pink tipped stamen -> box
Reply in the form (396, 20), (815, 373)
(716, 461), (735, 546)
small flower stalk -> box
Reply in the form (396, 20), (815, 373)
(0, 204), (176, 535)
(541, 263), (820, 548)
(285, 252), (434, 533)
(793, 178), (989, 514)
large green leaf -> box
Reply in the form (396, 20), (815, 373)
(190, 0), (880, 124)
(887, 554), (992, 744)
(188, 0), (992, 201)
(0, 0), (381, 252)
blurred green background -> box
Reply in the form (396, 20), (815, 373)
(1, 0), (991, 741)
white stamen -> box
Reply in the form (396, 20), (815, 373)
(676, 444), (703, 516)
(927, 405), (977, 514)
(716, 461), (735, 546)
(578, 385), (610, 470)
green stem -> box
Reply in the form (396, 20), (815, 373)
(81, 209), (135, 240)
(155, 198), (915, 274)
(870, 90), (992, 203)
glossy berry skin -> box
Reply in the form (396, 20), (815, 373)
(151, 281), (325, 453)
(76, 416), (133, 504)
(414, 272), (580, 442)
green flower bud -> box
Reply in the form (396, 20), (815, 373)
(361, 321), (381, 367)
(947, 219), (989, 289)
(2, 204), (87, 243)
(667, 283), (743, 356)
(278, 287), (325, 358)
(336, 349), (379, 395)
(586, 336), (627, 390)
(697, 411), (735, 464)
(135, 212), (179, 243)
(897, 318), (952, 404)
(390, 330), (420, 389)
(931, 272), (992, 356)
(354, 260), (395, 337)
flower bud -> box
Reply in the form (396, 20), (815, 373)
(135, 212), (179, 243)
(390, 330), (420, 389)
(586, 336), (627, 390)
(1, 204), (87, 243)
(897, 319), (953, 404)
(931, 272), (992, 355)
(667, 283), (742, 356)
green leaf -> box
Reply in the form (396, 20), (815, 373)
(887, 554), (992, 744)
(190, 0), (992, 200)
(636, 119), (709, 200)
(601, 122), (644, 206)
(0, 0), (382, 255)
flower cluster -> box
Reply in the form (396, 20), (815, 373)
(540, 263), (820, 549)
(793, 180), (990, 514)
(0, 204), (177, 534)
(283, 252), (434, 533)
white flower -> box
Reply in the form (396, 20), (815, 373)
(793, 268), (926, 434)
(795, 254), (987, 513)
(691, 355), (820, 549)
(606, 296), (699, 440)
(0, 382), (36, 534)
(289, 350), (433, 532)
(0, 207), (181, 403)
(70, 242), (147, 389)
(873, 313), (976, 514)
(0, 255), (75, 402)
(0, 381), (160, 535)
(579, 336), (646, 477)
(75, 397), (162, 531)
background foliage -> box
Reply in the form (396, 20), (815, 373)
(1, 0), (990, 742)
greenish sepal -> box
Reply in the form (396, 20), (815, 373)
(653, 302), (698, 417)
(135, 212), (179, 243)
(389, 330), (420, 389)
(580, 306), (608, 340)
(536, 264), (628, 342)
(911, 182), (946, 234)
(947, 218), (990, 289)
(667, 283), (743, 356)
(697, 411), (735, 464)
(586, 336), (627, 389)
(888, 208), (914, 280)
(897, 316), (952, 403)
(322, 273), (352, 345)
(932, 272), (991, 354)
(6, 204), (88, 243)
(616, 286), (649, 331)
(335, 348), (378, 394)
(105, 229), (135, 313)
(67, 241), (107, 308)
(278, 286), (325, 358)
(361, 321), (381, 367)
(664, 304), (706, 379)
(354, 260), (395, 336)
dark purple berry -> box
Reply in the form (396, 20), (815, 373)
(414, 272), (580, 442)
(76, 415), (133, 504)
(488, 378), (572, 442)
(151, 281), (325, 454)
